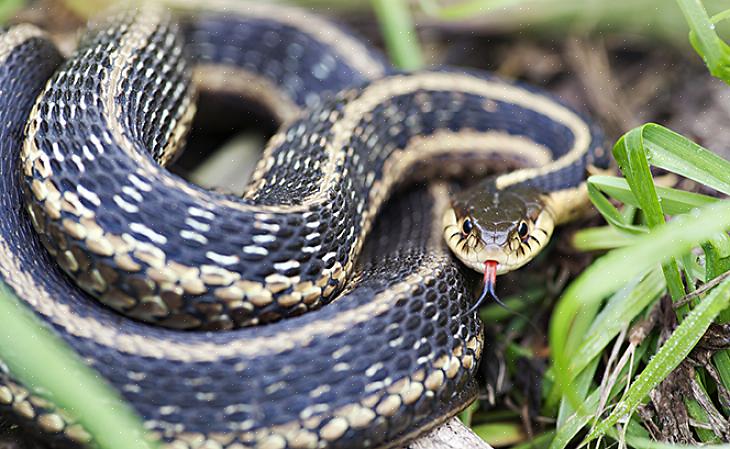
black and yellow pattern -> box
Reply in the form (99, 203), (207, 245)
(0, 2), (604, 448)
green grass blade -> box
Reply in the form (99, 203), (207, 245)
(471, 422), (525, 446)
(586, 181), (646, 234)
(555, 358), (599, 429)
(0, 283), (155, 449)
(458, 399), (479, 426)
(572, 226), (637, 251)
(712, 349), (730, 410)
(585, 275), (730, 442)
(640, 124), (730, 195)
(677, 0), (730, 84)
(511, 431), (555, 449)
(371, 0), (423, 70)
(0, 0), (23, 23)
(553, 272), (661, 426)
(568, 269), (664, 377)
(613, 125), (687, 301)
(588, 175), (718, 215)
(624, 435), (730, 449)
(549, 200), (730, 406)
(417, 0), (522, 20)
(549, 389), (600, 449)
(685, 390), (718, 442)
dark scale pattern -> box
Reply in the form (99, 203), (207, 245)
(117, 17), (192, 163)
(0, 4), (604, 448)
(0, 27), (80, 446)
(21, 5), (600, 332)
(183, 14), (388, 110)
(22, 9), (396, 328)
(49, 188), (482, 448)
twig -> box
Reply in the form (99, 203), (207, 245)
(673, 271), (730, 310)
(407, 418), (493, 449)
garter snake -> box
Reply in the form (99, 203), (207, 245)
(0, 1), (607, 448)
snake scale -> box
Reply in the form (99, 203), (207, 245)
(0, 1), (607, 448)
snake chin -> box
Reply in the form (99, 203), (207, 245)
(442, 184), (556, 275)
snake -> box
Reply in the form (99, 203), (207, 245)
(0, 1), (608, 448)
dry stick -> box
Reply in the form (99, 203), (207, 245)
(688, 376), (730, 438)
(673, 271), (730, 310)
(596, 327), (629, 417)
(407, 418), (493, 449)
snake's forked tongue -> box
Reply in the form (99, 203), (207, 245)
(465, 260), (502, 315)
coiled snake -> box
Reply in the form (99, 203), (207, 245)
(0, 1), (607, 448)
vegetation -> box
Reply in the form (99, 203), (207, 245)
(0, 0), (729, 448)
(376, 0), (730, 447)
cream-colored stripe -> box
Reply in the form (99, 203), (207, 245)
(164, 0), (387, 79)
(0, 231), (449, 362)
(8, 10), (590, 362)
(428, 183), (451, 247)
(109, 23), (588, 215)
(347, 129), (557, 267)
(2, 130), (548, 361)
(0, 25), (46, 64)
(244, 72), (590, 212)
(239, 73), (589, 213)
(544, 182), (589, 225)
(193, 64), (301, 125)
(320, 72), (591, 202)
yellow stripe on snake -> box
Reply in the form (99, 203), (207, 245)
(0, 2), (606, 448)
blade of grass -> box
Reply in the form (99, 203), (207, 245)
(511, 430), (555, 449)
(552, 333), (650, 449)
(637, 125), (730, 195)
(585, 275), (730, 442)
(586, 181), (647, 234)
(572, 226), (637, 251)
(614, 125), (686, 301)
(550, 386), (601, 449)
(471, 421), (526, 446)
(458, 399), (479, 426)
(549, 200), (730, 406)
(417, 0), (522, 20)
(677, 0), (730, 84)
(553, 271), (658, 424)
(370, 0), (423, 70)
(0, 283), (155, 449)
(685, 389), (718, 442)
(622, 433), (730, 449)
(588, 175), (718, 215)
(712, 350), (730, 411)
(608, 123), (730, 302)
(568, 269), (664, 378)
(0, 0), (23, 23)
(555, 359), (599, 430)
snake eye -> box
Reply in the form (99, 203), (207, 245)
(462, 218), (473, 235)
(517, 221), (529, 242)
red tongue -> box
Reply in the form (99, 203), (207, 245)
(483, 260), (498, 287)
(465, 260), (500, 315)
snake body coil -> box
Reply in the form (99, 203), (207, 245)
(0, 2), (605, 448)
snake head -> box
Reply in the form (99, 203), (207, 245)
(442, 182), (555, 275)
